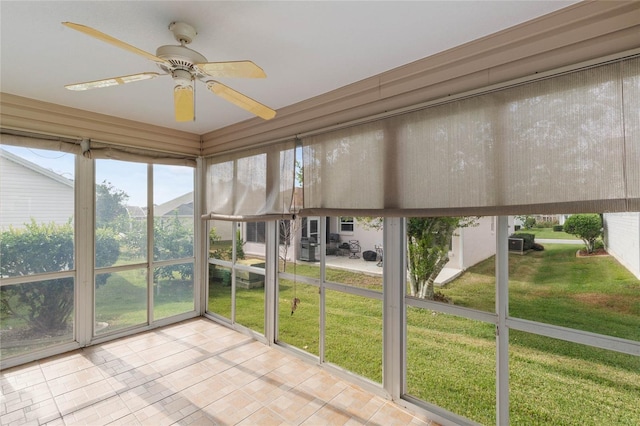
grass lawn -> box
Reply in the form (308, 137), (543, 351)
(516, 227), (579, 240)
(208, 244), (640, 425)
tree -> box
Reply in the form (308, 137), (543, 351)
(516, 215), (536, 230)
(407, 217), (476, 300)
(563, 213), (602, 254)
(357, 216), (476, 300)
(279, 217), (302, 272)
(154, 213), (194, 281)
(96, 180), (130, 233)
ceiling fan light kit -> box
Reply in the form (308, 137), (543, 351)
(62, 21), (275, 122)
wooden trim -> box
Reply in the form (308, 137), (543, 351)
(0, 93), (201, 156)
(201, 1), (640, 156)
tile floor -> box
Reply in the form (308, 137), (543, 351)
(1, 318), (438, 425)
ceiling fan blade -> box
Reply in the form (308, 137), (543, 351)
(206, 81), (276, 120)
(62, 22), (171, 66)
(65, 72), (160, 91)
(196, 61), (266, 79)
(174, 85), (195, 122)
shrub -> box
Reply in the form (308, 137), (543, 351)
(1, 220), (119, 333)
(553, 225), (564, 232)
(510, 232), (536, 250)
(563, 214), (602, 254)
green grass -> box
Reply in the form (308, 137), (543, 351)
(208, 244), (640, 425)
(518, 227), (579, 240)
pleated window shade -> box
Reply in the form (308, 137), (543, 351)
(301, 57), (639, 217)
(204, 140), (297, 220)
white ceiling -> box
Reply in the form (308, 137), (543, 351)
(1, 1), (578, 135)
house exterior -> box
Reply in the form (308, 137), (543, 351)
(604, 212), (640, 279)
(242, 215), (508, 283)
(0, 148), (73, 230)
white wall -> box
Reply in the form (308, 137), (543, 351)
(446, 216), (508, 271)
(0, 155), (73, 230)
(603, 212), (640, 279)
(345, 218), (382, 255)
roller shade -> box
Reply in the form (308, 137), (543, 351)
(0, 132), (197, 167)
(301, 57), (639, 217)
(204, 140), (297, 220)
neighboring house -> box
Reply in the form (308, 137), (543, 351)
(604, 212), (640, 279)
(243, 214), (508, 284)
(0, 148), (73, 230)
(154, 191), (193, 220)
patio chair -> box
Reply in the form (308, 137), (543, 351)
(349, 240), (361, 259)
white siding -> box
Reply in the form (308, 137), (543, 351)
(459, 216), (499, 269)
(0, 156), (73, 230)
(603, 212), (640, 279)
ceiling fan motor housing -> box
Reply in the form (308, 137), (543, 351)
(168, 22), (197, 44)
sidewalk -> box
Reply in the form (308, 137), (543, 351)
(310, 255), (462, 285)
(536, 238), (582, 245)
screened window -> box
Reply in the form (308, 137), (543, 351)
(340, 217), (354, 233)
(246, 221), (266, 243)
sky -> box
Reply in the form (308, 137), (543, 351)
(1, 145), (193, 207)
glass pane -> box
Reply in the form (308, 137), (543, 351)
(153, 263), (195, 320)
(95, 269), (147, 335)
(278, 280), (319, 356)
(324, 289), (382, 383)
(1, 145), (75, 277)
(405, 216), (496, 311)
(95, 160), (147, 267)
(278, 219), (296, 272)
(0, 278), (74, 358)
(406, 308), (496, 425)
(325, 216), (383, 291)
(509, 331), (640, 424)
(208, 264), (232, 320)
(153, 164), (194, 262)
(509, 212), (640, 342)
(235, 275), (265, 335)
(238, 221), (265, 270)
(209, 220), (234, 261)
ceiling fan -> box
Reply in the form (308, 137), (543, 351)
(62, 21), (276, 122)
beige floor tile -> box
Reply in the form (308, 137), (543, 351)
(242, 371), (293, 405)
(105, 413), (143, 425)
(178, 374), (237, 408)
(1, 380), (53, 415)
(93, 350), (148, 376)
(118, 378), (175, 413)
(300, 402), (353, 425)
(2, 318), (435, 426)
(62, 395), (130, 426)
(146, 347), (205, 376)
(269, 358), (319, 387)
(267, 388), (324, 424)
(105, 363), (161, 394)
(0, 362), (45, 393)
(201, 389), (263, 425)
(132, 393), (198, 426)
(1, 397), (60, 425)
(368, 402), (432, 426)
(40, 353), (96, 382)
(297, 370), (349, 402)
(53, 379), (116, 416)
(160, 360), (216, 393)
(172, 409), (216, 425)
(46, 365), (107, 396)
(236, 406), (288, 425)
(326, 384), (386, 422)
